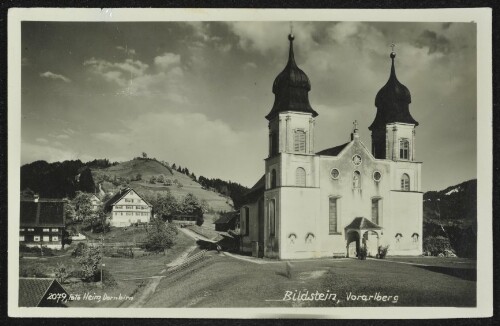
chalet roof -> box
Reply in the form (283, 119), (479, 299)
(18, 278), (55, 307)
(103, 187), (151, 212)
(344, 217), (382, 231)
(316, 142), (350, 157)
(20, 199), (65, 227)
(214, 211), (239, 224)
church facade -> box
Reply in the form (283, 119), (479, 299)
(240, 34), (423, 259)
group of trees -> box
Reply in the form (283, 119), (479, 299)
(197, 176), (249, 209)
(149, 174), (183, 187)
(143, 191), (208, 226)
(67, 191), (110, 233)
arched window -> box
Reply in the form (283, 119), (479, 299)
(353, 171), (361, 189)
(401, 173), (410, 191)
(400, 138), (409, 160)
(270, 169), (277, 188)
(295, 167), (306, 187)
(269, 199), (276, 236)
(294, 130), (306, 153)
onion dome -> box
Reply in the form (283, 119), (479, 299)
(266, 34), (318, 121)
(369, 50), (418, 130)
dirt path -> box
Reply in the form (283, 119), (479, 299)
(127, 228), (203, 307)
(166, 245), (197, 268)
(128, 276), (163, 308)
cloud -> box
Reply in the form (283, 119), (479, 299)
(40, 71), (71, 83)
(84, 55), (186, 100)
(415, 30), (451, 54)
(91, 111), (265, 186)
(154, 53), (181, 70)
(243, 62), (257, 70)
(35, 138), (48, 144)
(22, 141), (93, 164)
(116, 46), (136, 56)
(56, 134), (70, 139)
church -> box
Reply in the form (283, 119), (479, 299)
(240, 34), (423, 259)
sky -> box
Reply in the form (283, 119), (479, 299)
(20, 21), (477, 191)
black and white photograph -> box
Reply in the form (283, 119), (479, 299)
(7, 8), (492, 318)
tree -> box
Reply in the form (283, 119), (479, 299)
(171, 163), (176, 170)
(79, 168), (95, 193)
(184, 168), (190, 175)
(190, 172), (196, 181)
(151, 191), (178, 221)
(135, 173), (142, 181)
(149, 175), (157, 184)
(63, 198), (76, 221)
(72, 192), (93, 222)
(78, 245), (102, 282)
(177, 165), (182, 172)
(180, 193), (205, 226)
(157, 174), (165, 183)
(142, 152), (148, 158)
(143, 218), (178, 253)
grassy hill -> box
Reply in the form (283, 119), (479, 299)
(92, 158), (234, 213)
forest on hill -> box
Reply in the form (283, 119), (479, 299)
(423, 179), (477, 258)
(20, 157), (249, 210)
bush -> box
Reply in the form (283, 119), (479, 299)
(20, 264), (49, 278)
(377, 245), (389, 259)
(78, 245), (102, 282)
(72, 242), (87, 257)
(142, 218), (178, 253)
(54, 263), (72, 284)
(101, 269), (117, 287)
(358, 246), (368, 260)
(423, 236), (454, 256)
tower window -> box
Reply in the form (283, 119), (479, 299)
(269, 199), (276, 236)
(401, 173), (410, 191)
(329, 197), (338, 234)
(270, 169), (277, 188)
(295, 167), (306, 187)
(400, 138), (409, 160)
(294, 130), (306, 153)
(270, 132), (278, 156)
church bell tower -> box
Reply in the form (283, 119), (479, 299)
(369, 46), (418, 161)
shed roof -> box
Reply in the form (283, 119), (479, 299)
(18, 278), (54, 307)
(214, 211), (239, 224)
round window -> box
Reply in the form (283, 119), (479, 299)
(373, 171), (382, 182)
(352, 154), (362, 166)
(330, 168), (340, 180)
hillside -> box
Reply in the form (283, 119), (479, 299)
(423, 179), (477, 258)
(91, 158), (234, 212)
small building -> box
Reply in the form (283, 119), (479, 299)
(213, 211), (240, 232)
(90, 194), (101, 211)
(168, 214), (199, 225)
(104, 187), (152, 227)
(20, 197), (66, 249)
(19, 278), (69, 307)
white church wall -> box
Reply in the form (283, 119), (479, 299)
(279, 187), (321, 259)
(240, 200), (261, 254)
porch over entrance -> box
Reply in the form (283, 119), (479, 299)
(345, 217), (383, 258)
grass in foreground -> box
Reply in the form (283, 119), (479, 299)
(144, 255), (476, 308)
